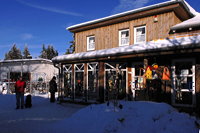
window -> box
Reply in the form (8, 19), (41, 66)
(87, 36), (95, 51)
(172, 59), (195, 107)
(134, 26), (146, 44)
(119, 29), (129, 46)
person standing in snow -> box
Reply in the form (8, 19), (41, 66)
(15, 76), (26, 109)
(49, 76), (57, 103)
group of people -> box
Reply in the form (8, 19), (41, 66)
(14, 76), (57, 109)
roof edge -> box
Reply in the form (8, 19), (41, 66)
(67, 0), (193, 31)
(0, 58), (52, 63)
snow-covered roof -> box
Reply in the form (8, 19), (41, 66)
(67, 0), (196, 31)
(52, 34), (200, 63)
(171, 13), (200, 31)
(0, 58), (52, 64)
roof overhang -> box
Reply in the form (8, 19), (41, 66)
(52, 34), (200, 64)
(170, 13), (200, 31)
(67, 0), (195, 32)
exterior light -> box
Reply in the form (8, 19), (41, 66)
(154, 15), (158, 22)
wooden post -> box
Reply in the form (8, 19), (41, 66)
(195, 64), (200, 110)
(127, 63), (132, 100)
(60, 64), (64, 101)
(144, 59), (148, 70)
(144, 58), (148, 99)
(71, 64), (75, 101)
(98, 62), (105, 103)
(84, 63), (88, 102)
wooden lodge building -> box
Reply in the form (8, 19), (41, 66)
(52, 0), (200, 109)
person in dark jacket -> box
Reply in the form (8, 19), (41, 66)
(15, 76), (26, 109)
(49, 76), (57, 103)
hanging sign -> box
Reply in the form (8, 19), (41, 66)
(145, 66), (152, 79)
(162, 67), (170, 80)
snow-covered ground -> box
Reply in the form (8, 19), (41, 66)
(0, 93), (199, 133)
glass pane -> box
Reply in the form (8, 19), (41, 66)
(89, 42), (95, 49)
(64, 72), (72, 97)
(121, 31), (129, 37)
(175, 91), (192, 104)
(88, 37), (95, 50)
(75, 72), (84, 98)
(136, 34), (145, 42)
(135, 27), (145, 43)
(89, 37), (95, 43)
(175, 77), (193, 90)
(118, 71), (126, 99)
(175, 62), (193, 75)
(136, 27), (145, 35)
(173, 60), (194, 105)
(135, 65), (144, 76)
(121, 37), (129, 45)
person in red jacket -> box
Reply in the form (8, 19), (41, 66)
(15, 76), (26, 109)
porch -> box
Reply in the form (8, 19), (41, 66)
(53, 35), (200, 109)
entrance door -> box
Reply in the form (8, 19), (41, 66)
(63, 64), (72, 98)
(74, 64), (84, 100)
(172, 59), (196, 107)
(104, 63), (127, 101)
(87, 63), (98, 100)
(131, 63), (145, 100)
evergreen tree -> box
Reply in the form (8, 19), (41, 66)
(39, 44), (47, 59)
(39, 44), (58, 60)
(5, 53), (9, 60)
(69, 41), (75, 53)
(47, 45), (58, 60)
(65, 49), (71, 54)
(4, 44), (22, 60)
(65, 41), (75, 54)
(23, 45), (31, 59)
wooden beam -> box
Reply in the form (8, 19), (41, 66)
(60, 64), (64, 100)
(98, 62), (105, 103)
(84, 63), (88, 102)
(71, 64), (75, 101)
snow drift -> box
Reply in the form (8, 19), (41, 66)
(0, 94), (199, 133)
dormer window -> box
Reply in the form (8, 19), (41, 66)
(87, 36), (95, 51)
(134, 26), (146, 44)
(119, 29), (129, 46)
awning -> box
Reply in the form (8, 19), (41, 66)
(52, 34), (200, 64)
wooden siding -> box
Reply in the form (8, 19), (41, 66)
(75, 11), (182, 53)
(69, 3), (191, 33)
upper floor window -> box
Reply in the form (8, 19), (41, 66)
(119, 29), (129, 46)
(87, 36), (95, 51)
(134, 26), (146, 44)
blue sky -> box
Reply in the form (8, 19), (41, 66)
(0, 0), (199, 60)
